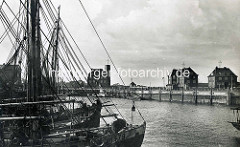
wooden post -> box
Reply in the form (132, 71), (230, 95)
(150, 87), (152, 100)
(0, 107), (3, 146)
(112, 87), (114, 97)
(159, 87), (161, 101)
(169, 89), (172, 102)
(119, 87), (121, 97)
(71, 101), (74, 129)
(117, 87), (118, 97)
(129, 87), (131, 96)
(227, 88), (231, 105)
(125, 87), (127, 98)
(120, 87), (122, 98)
(210, 88), (213, 105)
(195, 88), (198, 104)
(181, 87), (184, 103)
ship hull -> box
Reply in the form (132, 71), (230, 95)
(116, 133), (145, 147)
(115, 123), (146, 147)
(90, 122), (146, 147)
(229, 122), (240, 131)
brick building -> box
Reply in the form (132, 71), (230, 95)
(208, 67), (237, 89)
(87, 65), (111, 88)
(168, 69), (178, 90)
(169, 67), (198, 90)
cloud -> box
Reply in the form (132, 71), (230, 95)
(0, 0), (239, 86)
(89, 0), (240, 85)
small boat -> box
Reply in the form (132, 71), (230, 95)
(90, 120), (146, 147)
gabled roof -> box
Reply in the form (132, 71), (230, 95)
(129, 82), (136, 87)
(170, 67), (198, 77)
(182, 67), (198, 75)
(208, 66), (238, 77)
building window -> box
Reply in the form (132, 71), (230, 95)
(219, 77), (222, 80)
(225, 77), (228, 80)
(193, 80), (196, 83)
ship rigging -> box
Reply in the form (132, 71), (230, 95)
(0, 0), (146, 146)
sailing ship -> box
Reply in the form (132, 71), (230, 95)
(0, 0), (146, 146)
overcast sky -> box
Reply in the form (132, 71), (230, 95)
(0, 0), (240, 86)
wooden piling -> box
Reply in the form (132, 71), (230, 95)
(227, 88), (231, 105)
(169, 89), (172, 102)
(210, 88), (213, 105)
(150, 87), (152, 100)
(159, 87), (161, 101)
(181, 87), (184, 103)
(195, 88), (198, 105)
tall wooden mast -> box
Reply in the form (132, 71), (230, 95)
(52, 6), (61, 92)
(27, 0), (41, 102)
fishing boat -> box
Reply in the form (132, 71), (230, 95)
(0, 0), (146, 146)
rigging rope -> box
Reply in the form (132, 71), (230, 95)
(47, 0), (92, 70)
(77, 0), (146, 122)
(77, 0), (125, 86)
(44, 1), (120, 122)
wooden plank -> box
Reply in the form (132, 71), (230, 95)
(47, 126), (111, 137)
(101, 114), (118, 118)
(102, 104), (115, 107)
(0, 116), (44, 120)
(0, 100), (82, 107)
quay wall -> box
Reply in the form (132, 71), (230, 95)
(104, 87), (240, 106)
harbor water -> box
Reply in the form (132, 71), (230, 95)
(110, 98), (240, 147)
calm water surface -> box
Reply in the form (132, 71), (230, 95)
(110, 98), (240, 147)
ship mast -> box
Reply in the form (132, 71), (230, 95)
(52, 6), (61, 92)
(27, 0), (41, 102)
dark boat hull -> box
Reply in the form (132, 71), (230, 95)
(229, 122), (240, 131)
(90, 122), (146, 147)
(116, 133), (145, 147)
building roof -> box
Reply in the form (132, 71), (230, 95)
(129, 82), (136, 87)
(182, 67), (198, 75)
(208, 66), (237, 77)
(170, 67), (198, 77)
